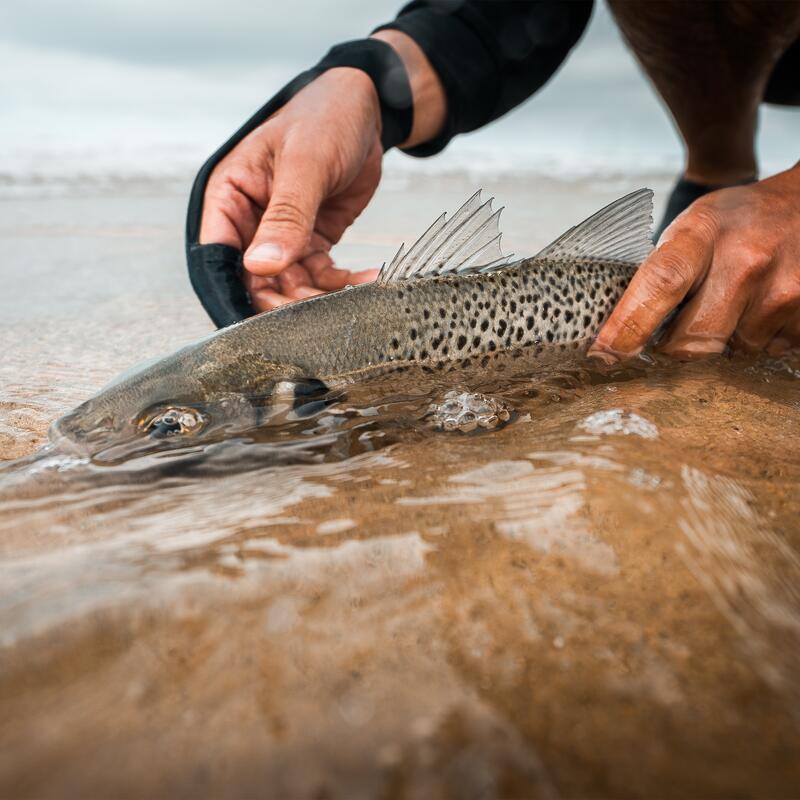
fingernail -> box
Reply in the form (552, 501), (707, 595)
(586, 347), (619, 365)
(247, 243), (284, 263)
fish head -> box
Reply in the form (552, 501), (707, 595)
(50, 339), (285, 461)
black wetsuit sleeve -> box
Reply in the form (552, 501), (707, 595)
(374, 0), (594, 156)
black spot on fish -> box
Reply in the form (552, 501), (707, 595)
(457, 335), (467, 349)
(480, 319), (489, 332)
(564, 310), (574, 322)
(420, 349), (428, 360)
(439, 308), (446, 318)
(391, 337), (399, 349)
(526, 316), (534, 330)
(497, 319), (507, 336)
(410, 329), (418, 340)
(397, 290), (404, 299)
(472, 292), (478, 301)
(469, 318), (477, 329)
(465, 300), (471, 311)
(450, 321), (456, 330)
(553, 308), (561, 318)
(488, 340), (496, 351)
(423, 309), (430, 320)
(546, 330), (554, 342)
(510, 300), (517, 314)
(516, 327), (524, 341)
(584, 314), (592, 328)
(472, 336), (481, 348)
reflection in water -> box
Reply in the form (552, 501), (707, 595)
(678, 465), (800, 713)
(1, 352), (800, 797)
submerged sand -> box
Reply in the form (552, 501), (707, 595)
(1, 171), (799, 799)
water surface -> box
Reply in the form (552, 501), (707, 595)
(1, 176), (799, 799)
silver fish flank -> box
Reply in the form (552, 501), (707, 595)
(52, 188), (654, 457)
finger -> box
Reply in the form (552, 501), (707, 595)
(588, 221), (715, 361)
(200, 176), (262, 248)
(286, 285), (325, 300)
(250, 287), (297, 312)
(345, 267), (380, 285)
(243, 270), (278, 294)
(658, 250), (752, 357)
(276, 263), (313, 295)
(244, 151), (327, 276)
(303, 251), (379, 291)
(769, 308), (800, 356)
(733, 275), (800, 353)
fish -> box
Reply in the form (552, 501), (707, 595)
(51, 188), (654, 459)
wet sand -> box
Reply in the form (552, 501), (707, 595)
(1, 171), (800, 799)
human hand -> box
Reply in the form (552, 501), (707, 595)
(199, 67), (383, 311)
(588, 164), (800, 361)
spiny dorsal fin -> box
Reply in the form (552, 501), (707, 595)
(377, 190), (513, 284)
(535, 188), (654, 265)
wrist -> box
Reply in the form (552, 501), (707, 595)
(370, 29), (446, 149)
(322, 66), (383, 141)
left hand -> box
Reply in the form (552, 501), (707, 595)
(588, 163), (800, 361)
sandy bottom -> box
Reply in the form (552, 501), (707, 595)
(1, 171), (799, 799)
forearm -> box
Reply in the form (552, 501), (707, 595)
(370, 29), (447, 150)
(373, 0), (594, 155)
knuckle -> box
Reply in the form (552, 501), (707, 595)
(685, 202), (721, 239)
(643, 251), (695, 299)
(735, 242), (772, 279)
(264, 200), (309, 232)
(618, 314), (648, 342)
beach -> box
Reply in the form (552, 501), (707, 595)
(1, 169), (800, 798)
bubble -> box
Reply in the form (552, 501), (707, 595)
(578, 408), (658, 440)
(425, 391), (511, 433)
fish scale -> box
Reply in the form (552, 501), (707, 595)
(51, 188), (655, 456)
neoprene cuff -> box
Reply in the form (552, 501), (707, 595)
(185, 38), (413, 328)
(316, 39), (413, 150)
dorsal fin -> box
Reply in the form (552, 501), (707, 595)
(377, 190), (513, 284)
(535, 188), (654, 264)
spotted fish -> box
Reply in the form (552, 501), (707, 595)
(52, 188), (654, 458)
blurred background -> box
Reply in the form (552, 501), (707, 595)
(2, 0), (798, 189)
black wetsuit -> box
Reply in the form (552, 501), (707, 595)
(377, 0), (800, 235)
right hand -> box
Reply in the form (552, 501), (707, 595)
(199, 67), (384, 311)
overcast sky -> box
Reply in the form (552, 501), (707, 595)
(1, 1), (796, 180)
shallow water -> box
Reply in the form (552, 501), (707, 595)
(2, 176), (800, 798)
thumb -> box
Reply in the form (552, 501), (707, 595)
(244, 154), (326, 276)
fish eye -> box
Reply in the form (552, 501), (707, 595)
(145, 407), (206, 438)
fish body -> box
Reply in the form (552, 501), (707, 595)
(228, 257), (636, 382)
(52, 189), (654, 457)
